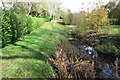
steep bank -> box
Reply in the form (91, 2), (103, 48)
(49, 24), (120, 79)
(1, 22), (72, 78)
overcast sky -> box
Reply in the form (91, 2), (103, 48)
(61, 0), (110, 12)
(0, 0), (111, 12)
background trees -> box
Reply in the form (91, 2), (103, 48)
(62, 10), (73, 25)
(62, 6), (109, 30)
(61, 0), (120, 30)
(85, 7), (108, 29)
(13, 2), (30, 14)
(109, 2), (120, 25)
(48, 0), (62, 20)
(28, 2), (49, 17)
(105, 0), (120, 25)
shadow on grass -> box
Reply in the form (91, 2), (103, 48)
(95, 34), (120, 46)
(2, 44), (47, 61)
(57, 22), (64, 25)
(82, 32), (120, 55)
(112, 25), (120, 28)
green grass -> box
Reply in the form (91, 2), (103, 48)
(111, 25), (120, 34)
(98, 25), (120, 55)
(81, 25), (120, 55)
(1, 22), (71, 78)
(101, 25), (120, 34)
(2, 12), (51, 47)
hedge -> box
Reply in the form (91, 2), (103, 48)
(1, 9), (51, 47)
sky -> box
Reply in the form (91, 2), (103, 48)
(61, 0), (110, 12)
(0, 0), (111, 12)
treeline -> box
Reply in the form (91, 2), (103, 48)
(1, 0), (62, 19)
(62, 7), (108, 29)
(105, 1), (120, 25)
(62, 0), (120, 29)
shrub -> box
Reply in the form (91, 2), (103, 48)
(62, 11), (72, 25)
(87, 7), (109, 29)
(16, 14), (32, 38)
(78, 7), (109, 30)
(1, 9), (51, 47)
(2, 9), (17, 46)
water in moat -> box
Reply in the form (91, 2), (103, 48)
(67, 27), (119, 78)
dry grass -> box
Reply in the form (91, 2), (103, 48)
(48, 39), (96, 79)
(115, 58), (120, 78)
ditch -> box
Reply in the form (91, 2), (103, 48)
(49, 25), (120, 79)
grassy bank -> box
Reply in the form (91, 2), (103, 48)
(77, 25), (120, 55)
(97, 25), (120, 55)
(1, 22), (72, 78)
(2, 9), (51, 47)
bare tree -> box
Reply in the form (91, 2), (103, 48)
(47, 0), (62, 24)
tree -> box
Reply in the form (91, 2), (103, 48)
(62, 11), (70, 25)
(13, 2), (30, 14)
(109, 1), (120, 25)
(104, 2), (116, 12)
(29, 1), (49, 17)
(104, 0), (120, 25)
(1, 0), (50, 17)
(71, 12), (79, 25)
(77, 7), (109, 30)
(1, 1), (14, 10)
(77, 11), (88, 28)
(47, 0), (62, 20)
(88, 7), (109, 29)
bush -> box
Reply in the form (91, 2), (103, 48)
(78, 7), (109, 30)
(2, 9), (17, 46)
(2, 9), (51, 47)
(88, 7), (109, 29)
(16, 14), (32, 38)
(62, 11), (72, 25)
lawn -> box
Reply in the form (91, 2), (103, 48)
(1, 22), (72, 78)
(111, 25), (120, 34)
(102, 25), (120, 34)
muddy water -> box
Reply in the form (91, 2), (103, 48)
(67, 29), (119, 78)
